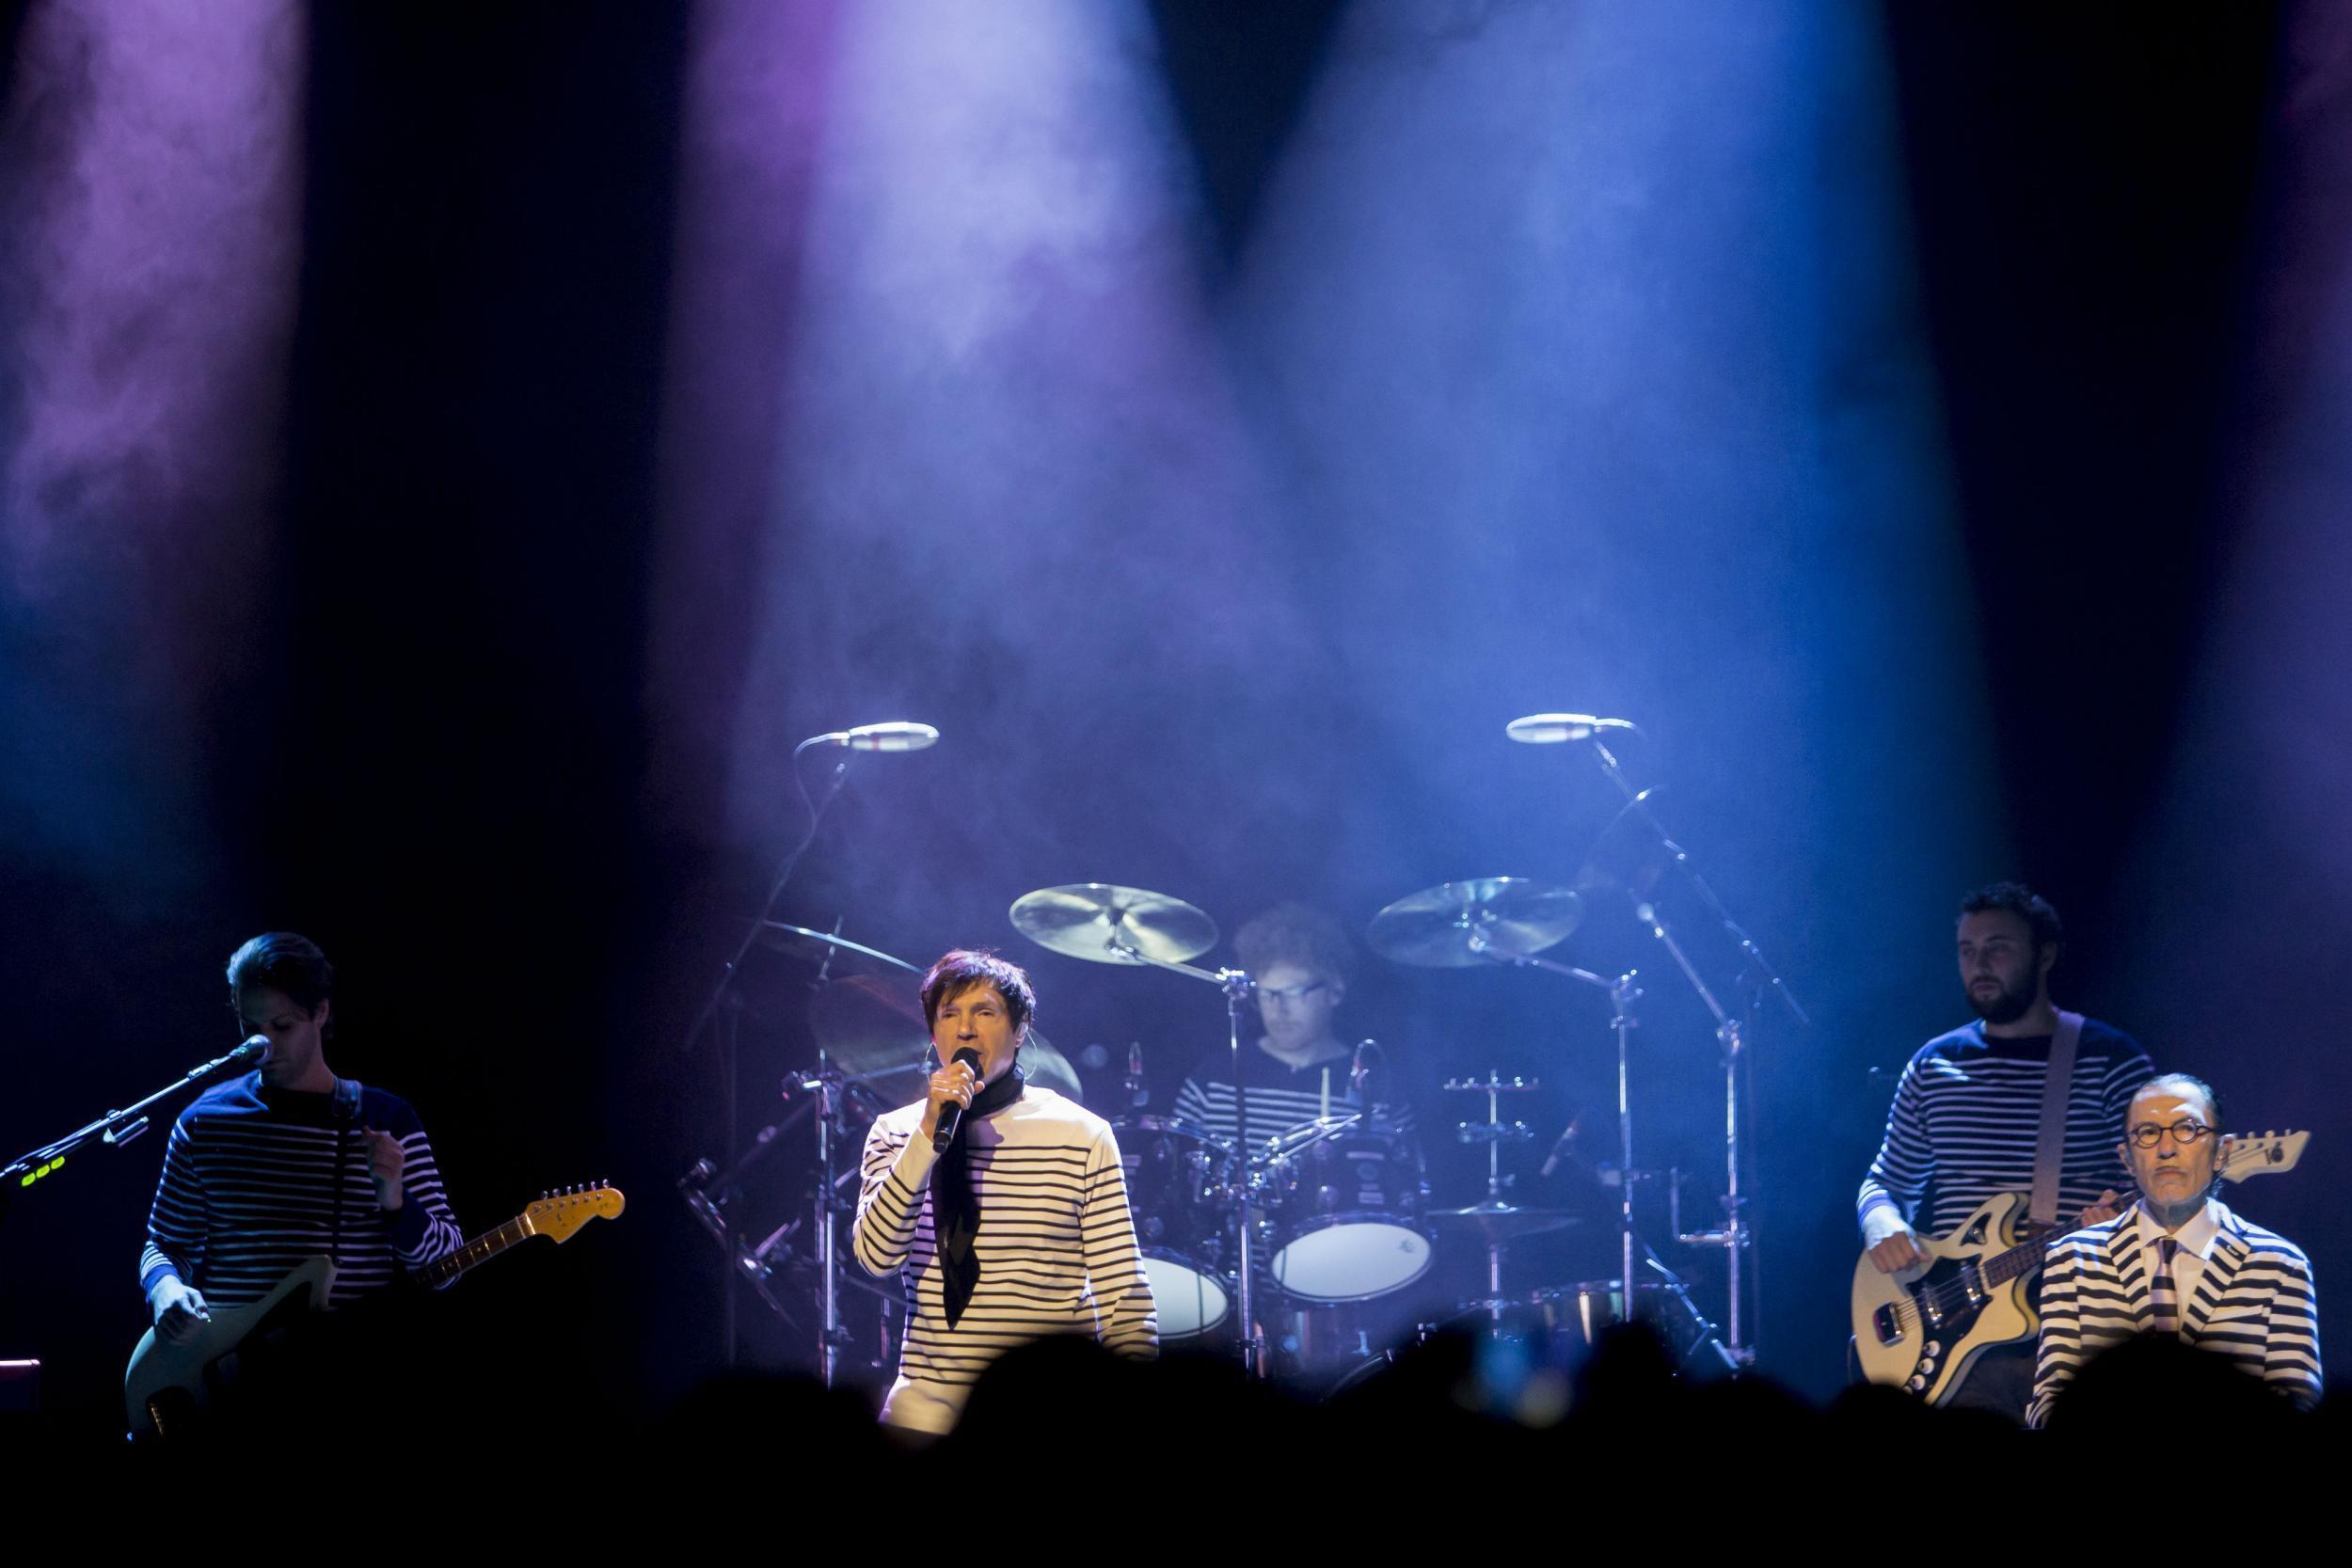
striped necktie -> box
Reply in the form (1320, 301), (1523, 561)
(2151, 1236), (2180, 1337)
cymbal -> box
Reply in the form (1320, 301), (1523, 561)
(1426, 1201), (1581, 1243)
(804, 974), (1082, 1106)
(1008, 883), (1218, 966)
(758, 921), (924, 975)
(1365, 878), (1581, 968)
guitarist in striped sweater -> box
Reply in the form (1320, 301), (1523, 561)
(1856, 884), (2152, 1418)
(140, 933), (464, 1361)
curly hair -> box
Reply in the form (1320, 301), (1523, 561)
(1233, 902), (1357, 986)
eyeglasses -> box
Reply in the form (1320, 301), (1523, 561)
(1259, 981), (1329, 1006)
(2125, 1121), (2215, 1148)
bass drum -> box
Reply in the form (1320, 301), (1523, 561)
(1262, 1122), (1431, 1303)
(1110, 1116), (1237, 1338)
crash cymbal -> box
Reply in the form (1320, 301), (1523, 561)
(1365, 878), (1581, 968)
(805, 974), (1083, 1107)
(1008, 883), (1218, 966)
(1426, 1201), (1581, 1244)
(757, 921), (925, 975)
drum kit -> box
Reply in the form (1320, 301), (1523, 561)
(678, 710), (1805, 1393)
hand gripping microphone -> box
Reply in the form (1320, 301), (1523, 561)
(933, 1047), (983, 1146)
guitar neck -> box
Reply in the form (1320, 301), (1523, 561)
(416, 1212), (536, 1290)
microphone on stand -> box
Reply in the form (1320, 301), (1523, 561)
(933, 1048), (983, 1146)
(808, 721), (940, 753)
(212, 1035), (273, 1074)
(1504, 713), (1642, 745)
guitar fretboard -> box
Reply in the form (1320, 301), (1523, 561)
(417, 1213), (534, 1290)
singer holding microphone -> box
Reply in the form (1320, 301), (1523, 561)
(141, 932), (464, 1346)
(852, 949), (1157, 1435)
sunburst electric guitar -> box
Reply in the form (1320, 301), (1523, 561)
(125, 1182), (624, 1436)
(1851, 1132), (2306, 1403)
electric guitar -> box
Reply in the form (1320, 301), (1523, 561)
(1851, 1132), (2305, 1403)
(125, 1182), (624, 1436)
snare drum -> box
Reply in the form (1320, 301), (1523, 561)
(1111, 1116), (1238, 1338)
(1528, 1279), (1711, 1361)
(1262, 1121), (1431, 1303)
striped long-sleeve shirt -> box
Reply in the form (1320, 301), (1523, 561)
(852, 1085), (1156, 1434)
(1857, 1019), (2151, 1240)
(1853, 1024), (2154, 1241)
(1173, 1045), (1419, 1155)
(140, 1073), (463, 1308)
(2027, 1199), (2322, 1426)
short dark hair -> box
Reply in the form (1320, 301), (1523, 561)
(1233, 902), (1357, 987)
(920, 949), (1036, 1037)
(2133, 1071), (2222, 1130)
(227, 932), (335, 1034)
(1957, 882), (2063, 956)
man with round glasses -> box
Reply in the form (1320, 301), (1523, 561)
(2027, 1072), (2321, 1425)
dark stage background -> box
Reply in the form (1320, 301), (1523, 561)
(5, 0), (2349, 1433)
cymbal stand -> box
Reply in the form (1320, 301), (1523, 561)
(1102, 932), (1264, 1376)
(1570, 733), (1800, 1368)
(1443, 1072), (1539, 1321)
(1466, 931), (1647, 1345)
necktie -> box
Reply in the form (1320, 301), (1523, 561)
(2151, 1236), (2180, 1337)
(931, 1065), (1025, 1327)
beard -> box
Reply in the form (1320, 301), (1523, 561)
(1966, 974), (2037, 1025)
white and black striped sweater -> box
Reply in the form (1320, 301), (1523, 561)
(2027, 1199), (2322, 1425)
(852, 1085), (1157, 1433)
(140, 1073), (464, 1308)
(1857, 1019), (2152, 1239)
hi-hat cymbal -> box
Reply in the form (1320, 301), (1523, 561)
(1009, 883), (1218, 966)
(805, 973), (1082, 1107)
(1426, 1201), (1581, 1243)
(1365, 878), (1581, 968)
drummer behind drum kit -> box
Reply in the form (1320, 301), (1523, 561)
(681, 712), (1804, 1392)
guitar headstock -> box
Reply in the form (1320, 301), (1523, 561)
(2219, 1131), (2308, 1182)
(525, 1182), (627, 1242)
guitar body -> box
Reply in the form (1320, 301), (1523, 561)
(1850, 1132), (2306, 1403)
(1851, 1192), (2037, 1404)
(124, 1255), (336, 1437)
(124, 1183), (623, 1439)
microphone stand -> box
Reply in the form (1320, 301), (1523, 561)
(0, 1044), (261, 1230)
(675, 731), (858, 1366)
(1098, 932), (1264, 1377)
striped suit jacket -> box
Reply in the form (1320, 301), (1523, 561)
(2027, 1198), (2321, 1426)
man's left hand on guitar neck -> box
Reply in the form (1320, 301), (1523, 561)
(2079, 1188), (2122, 1227)
(361, 1128), (405, 1211)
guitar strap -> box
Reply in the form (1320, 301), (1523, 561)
(329, 1077), (364, 1269)
(2027, 1011), (2084, 1227)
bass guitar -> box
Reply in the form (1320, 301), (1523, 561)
(1851, 1132), (2305, 1402)
(125, 1181), (624, 1436)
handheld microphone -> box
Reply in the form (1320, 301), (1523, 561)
(810, 721), (940, 753)
(933, 1047), (983, 1145)
(1504, 713), (1642, 745)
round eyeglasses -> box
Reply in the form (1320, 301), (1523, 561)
(2125, 1121), (2215, 1148)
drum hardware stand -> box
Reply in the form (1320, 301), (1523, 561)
(1100, 931), (1266, 1376)
(1546, 724), (1807, 1370)
(1464, 932), (1654, 1345)
(1445, 1072), (1539, 1321)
